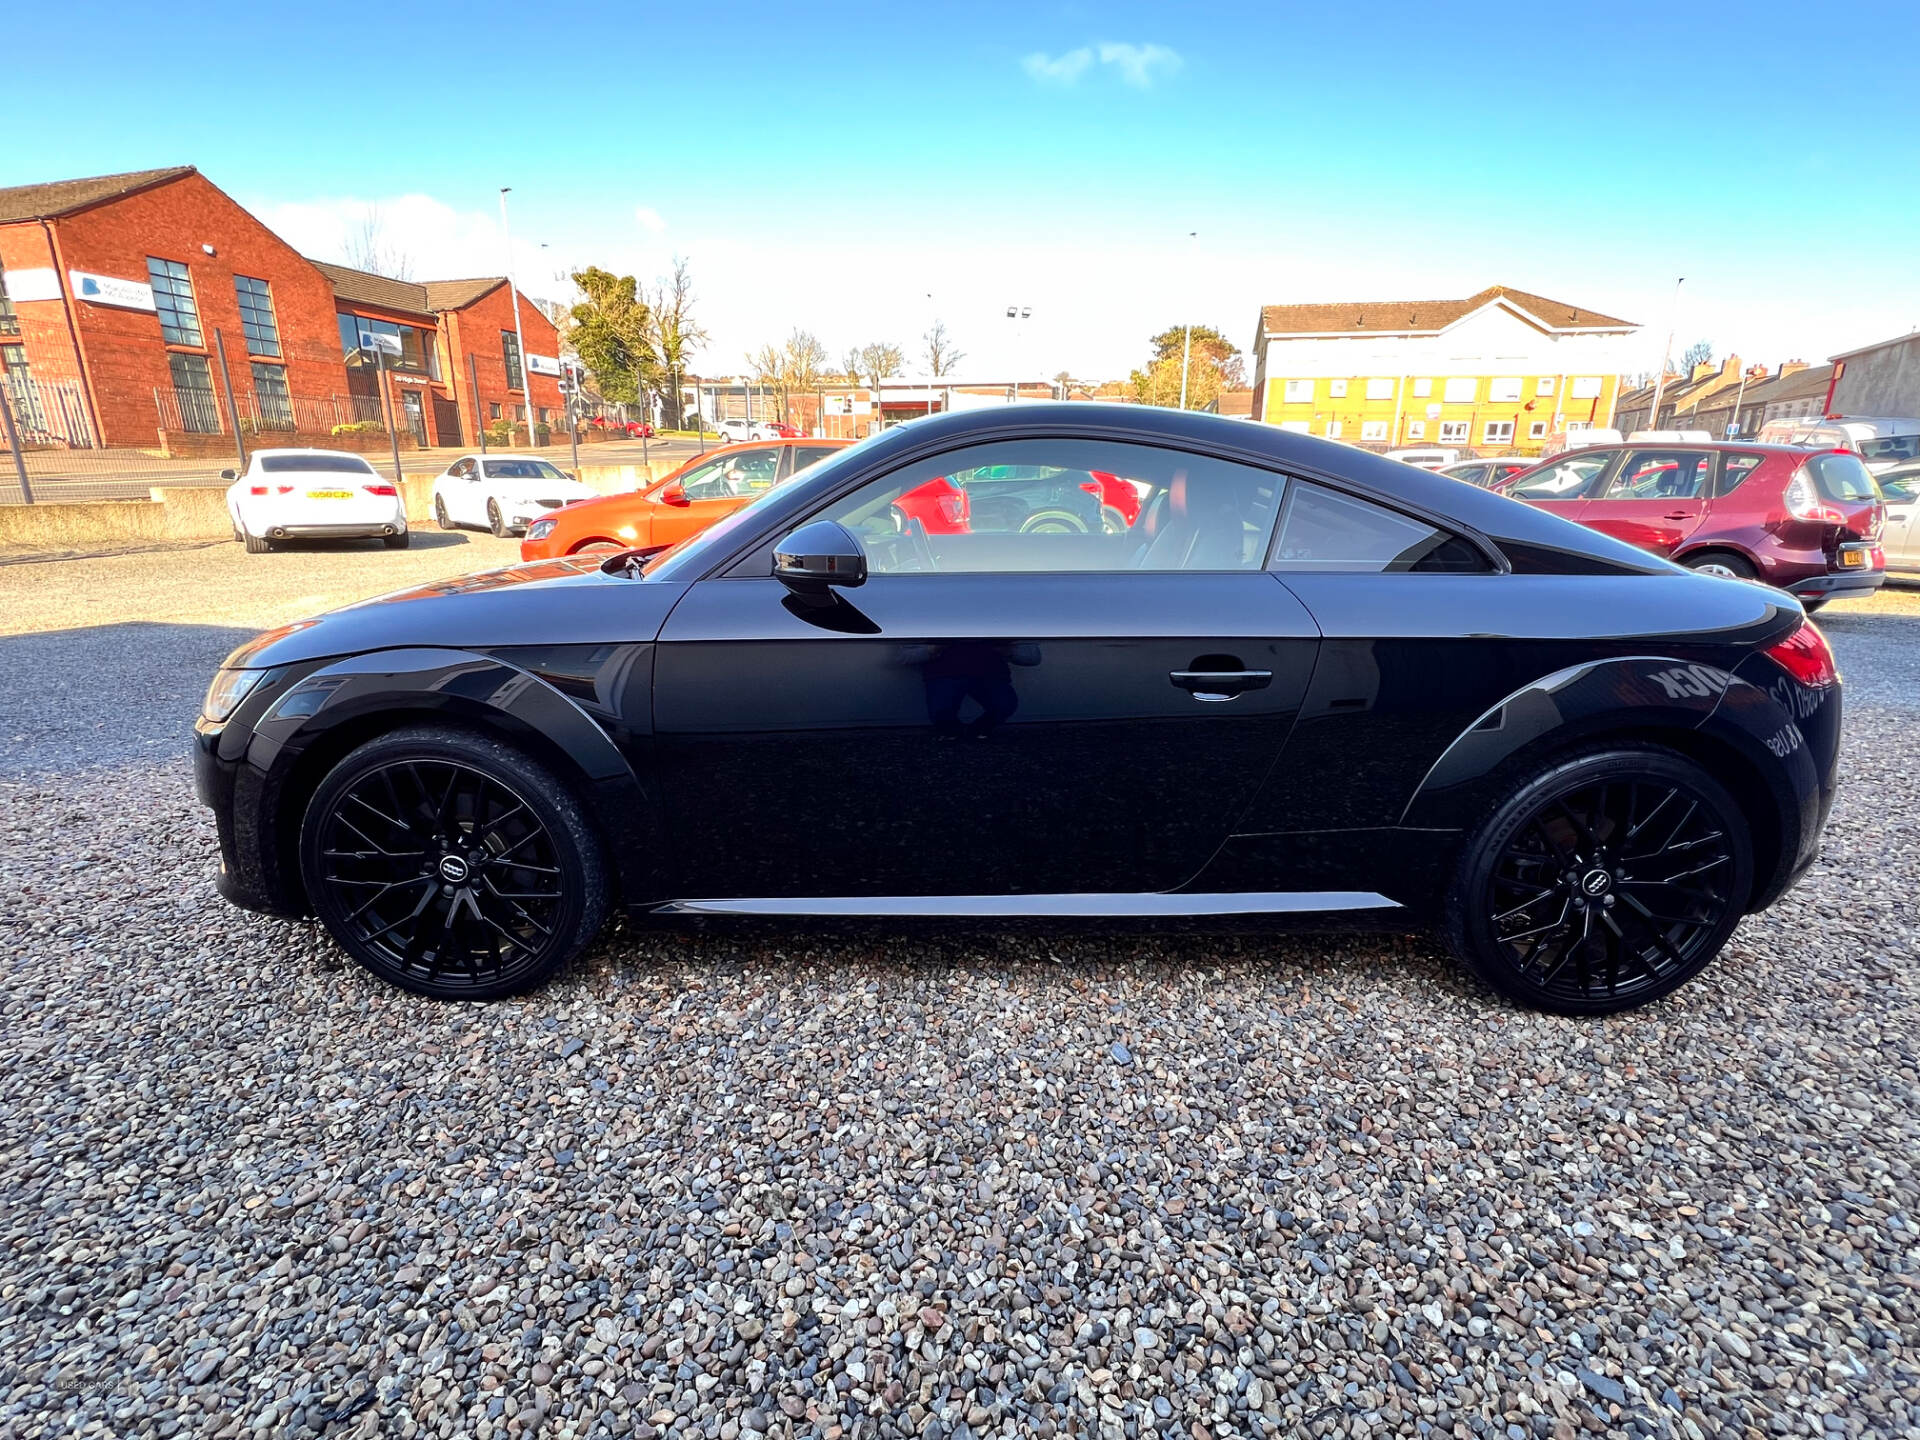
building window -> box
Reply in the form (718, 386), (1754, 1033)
(1328, 378), (1348, 398)
(1365, 377), (1394, 401)
(1439, 420), (1469, 443)
(489, 402), (502, 421)
(146, 257), (203, 346)
(1406, 420), (1426, 439)
(1536, 377), (1556, 396)
(1325, 420), (1343, 438)
(1488, 377), (1522, 403)
(234, 276), (281, 357)
(2, 343), (28, 381)
(1283, 378), (1312, 403)
(503, 331), (524, 390)
(1528, 420), (1548, 439)
(1360, 419), (1388, 441)
(1443, 377), (1477, 403)
(168, 352), (220, 433)
(1413, 378), (1432, 397)
(337, 314), (436, 376)
(1483, 420), (1515, 444)
(538, 407), (550, 425)
(1571, 376), (1603, 399)
(251, 362), (293, 430)
(0, 266), (17, 337)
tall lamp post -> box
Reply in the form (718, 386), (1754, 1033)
(1004, 305), (1031, 403)
(1178, 230), (1198, 410)
(498, 188), (535, 448)
(1645, 276), (1685, 435)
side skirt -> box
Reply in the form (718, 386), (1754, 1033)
(649, 891), (1400, 918)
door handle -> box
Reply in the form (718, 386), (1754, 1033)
(1664, 510), (1692, 520)
(1170, 669), (1273, 701)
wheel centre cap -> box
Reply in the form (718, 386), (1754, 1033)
(1580, 868), (1613, 896)
(438, 854), (472, 884)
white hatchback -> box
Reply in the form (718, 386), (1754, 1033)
(223, 449), (408, 553)
(431, 455), (598, 537)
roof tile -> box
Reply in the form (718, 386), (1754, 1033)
(0, 166), (196, 224)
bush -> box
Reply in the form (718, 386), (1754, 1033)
(485, 419), (512, 444)
(534, 424), (552, 444)
(331, 420), (385, 436)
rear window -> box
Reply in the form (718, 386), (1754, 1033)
(259, 454), (375, 474)
(1803, 452), (1877, 502)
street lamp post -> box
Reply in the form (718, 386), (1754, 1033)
(498, 188), (535, 448)
(1178, 230), (1197, 410)
(1004, 305), (1031, 403)
(1645, 276), (1685, 435)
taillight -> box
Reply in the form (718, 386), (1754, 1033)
(364, 484), (399, 497)
(936, 480), (968, 526)
(248, 485), (268, 496)
(249, 484), (294, 495)
(1764, 620), (1838, 689)
(1783, 465), (1846, 525)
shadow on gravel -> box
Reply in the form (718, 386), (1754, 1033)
(264, 530), (473, 553)
(0, 622), (256, 777)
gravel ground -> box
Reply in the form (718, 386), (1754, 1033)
(1, 550), (1917, 1440)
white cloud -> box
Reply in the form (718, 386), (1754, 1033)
(635, 206), (667, 235)
(1022, 41), (1182, 88)
(1022, 46), (1093, 84)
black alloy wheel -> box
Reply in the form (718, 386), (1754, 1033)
(300, 727), (607, 999)
(1446, 748), (1751, 1015)
(487, 499), (509, 538)
(434, 494), (454, 530)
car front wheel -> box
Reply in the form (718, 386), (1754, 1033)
(299, 726), (609, 999)
(1443, 746), (1752, 1015)
(487, 499), (509, 538)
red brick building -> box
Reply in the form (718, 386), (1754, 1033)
(0, 166), (563, 453)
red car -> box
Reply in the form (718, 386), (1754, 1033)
(587, 416), (654, 438)
(894, 465), (1144, 536)
(1496, 442), (1885, 608)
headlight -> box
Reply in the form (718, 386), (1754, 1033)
(527, 518), (557, 541)
(202, 668), (266, 723)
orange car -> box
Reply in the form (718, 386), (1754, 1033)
(518, 438), (851, 560)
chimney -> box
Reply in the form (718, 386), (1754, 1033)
(1777, 360), (1808, 377)
(1690, 361), (1715, 381)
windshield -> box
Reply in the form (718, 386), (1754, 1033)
(1859, 434), (1920, 464)
(259, 454), (376, 474)
(485, 460), (569, 480)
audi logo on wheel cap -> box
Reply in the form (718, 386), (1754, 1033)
(438, 855), (472, 884)
(1581, 869), (1612, 896)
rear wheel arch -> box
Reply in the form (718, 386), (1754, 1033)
(1675, 543), (1759, 576)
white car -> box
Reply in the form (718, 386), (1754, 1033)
(222, 449), (408, 554)
(716, 418), (756, 444)
(431, 455), (597, 537)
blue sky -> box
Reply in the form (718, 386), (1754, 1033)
(10, 0), (1918, 380)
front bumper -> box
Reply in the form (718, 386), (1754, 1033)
(195, 717), (304, 917)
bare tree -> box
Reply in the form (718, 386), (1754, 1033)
(924, 318), (964, 377)
(344, 204), (414, 280)
(640, 258), (708, 430)
(1680, 340), (1714, 373)
(856, 341), (904, 387)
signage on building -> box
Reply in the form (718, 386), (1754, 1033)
(526, 354), (562, 377)
(69, 271), (155, 311)
(2, 268), (62, 303)
(357, 330), (403, 357)
(392, 371), (433, 385)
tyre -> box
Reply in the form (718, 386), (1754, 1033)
(243, 528), (272, 554)
(299, 726), (609, 999)
(434, 494), (455, 530)
(384, 531), (411, 549)
(487, 499), (509, 538)
(1442, 746), (1752, 1015)
(1018, 508), (1089, 534)
(1683, 551), (1755, 581)
(574, 540), (623, 554)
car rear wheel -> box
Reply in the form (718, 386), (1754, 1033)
(434, 495), (455, 530)
(1684, 551), (1755, 581)
(1443, 747), (1752, 1015)
(384, 532), (411, 549)
(487, 499), (509, 538)
(243, 528), (273, 554)
(299, 726), (609, 1000)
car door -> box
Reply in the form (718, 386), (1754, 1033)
(648, 435), (1319, 902)
(654, 449), (782, 548)
(1502, 451), (1614, 522)
(458, 458), (491, 525)
(1581, 448), (1714, 556)
(1880, 472), (1920, 570)
(434, 457), (468, 518)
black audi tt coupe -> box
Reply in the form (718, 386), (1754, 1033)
(195, 405), (1842, 1015)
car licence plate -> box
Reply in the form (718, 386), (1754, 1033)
(306, 489), (353, 500)
(1836, 542), (1879, 570)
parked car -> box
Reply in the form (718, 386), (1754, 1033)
(199, 404), (1840, 1018)
(431, 455), (598, 537)
(1877, 460), (1920, 582)
(587, 416), (654, 439)
(1496, 442), (1885, 609)
(1384, 446), (1460, 470)
(1437, 458), (1535, 489)
(221, 449), (408, 554)
(751, 421), (802, 440)
(1757, 416), (1920, 475)
(519, 438), (852, 559)
(1539, 427), (1622, 457)
(716, 418), (757, 443)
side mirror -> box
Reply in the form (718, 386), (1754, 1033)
(219, 469), (237, 481)
(659, 483), (690, 507)
(774, 520), (867, 594)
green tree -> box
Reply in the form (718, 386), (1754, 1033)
(1130, 323), (1244, 409)
(567, 267), (658, 407)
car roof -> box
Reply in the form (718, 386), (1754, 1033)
(251, 447), (371, 459)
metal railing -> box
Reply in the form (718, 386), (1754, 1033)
(3, 375), (97, 449)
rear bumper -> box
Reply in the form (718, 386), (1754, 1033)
(267, 522), (407, 539)
(1787, 568), (1884, 601)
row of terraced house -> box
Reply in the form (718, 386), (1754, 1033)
(0, 167), (563, 456)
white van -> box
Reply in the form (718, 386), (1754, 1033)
(1758, 416), (1920, 474)
(1626, 429), (1714, 443)
(1384, 447), (1461, 470)
(1540, 426), (1622, 458)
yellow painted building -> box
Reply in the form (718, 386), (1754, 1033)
(1249, 285), (1639, 456)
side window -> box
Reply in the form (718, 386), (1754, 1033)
(1718, 453), (1765, 496)
(1509, 454), (1609, 499)
(675, 456), (739, 499)
(792, 445), (840, 474)
(1605, 450), (1711, 501)
(813, 438), (1283, 575)
(1268, 482), (1489, 574)
(722, 450), (781, 495)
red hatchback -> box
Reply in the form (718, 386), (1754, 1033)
(1495, 443), (1886, 608)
